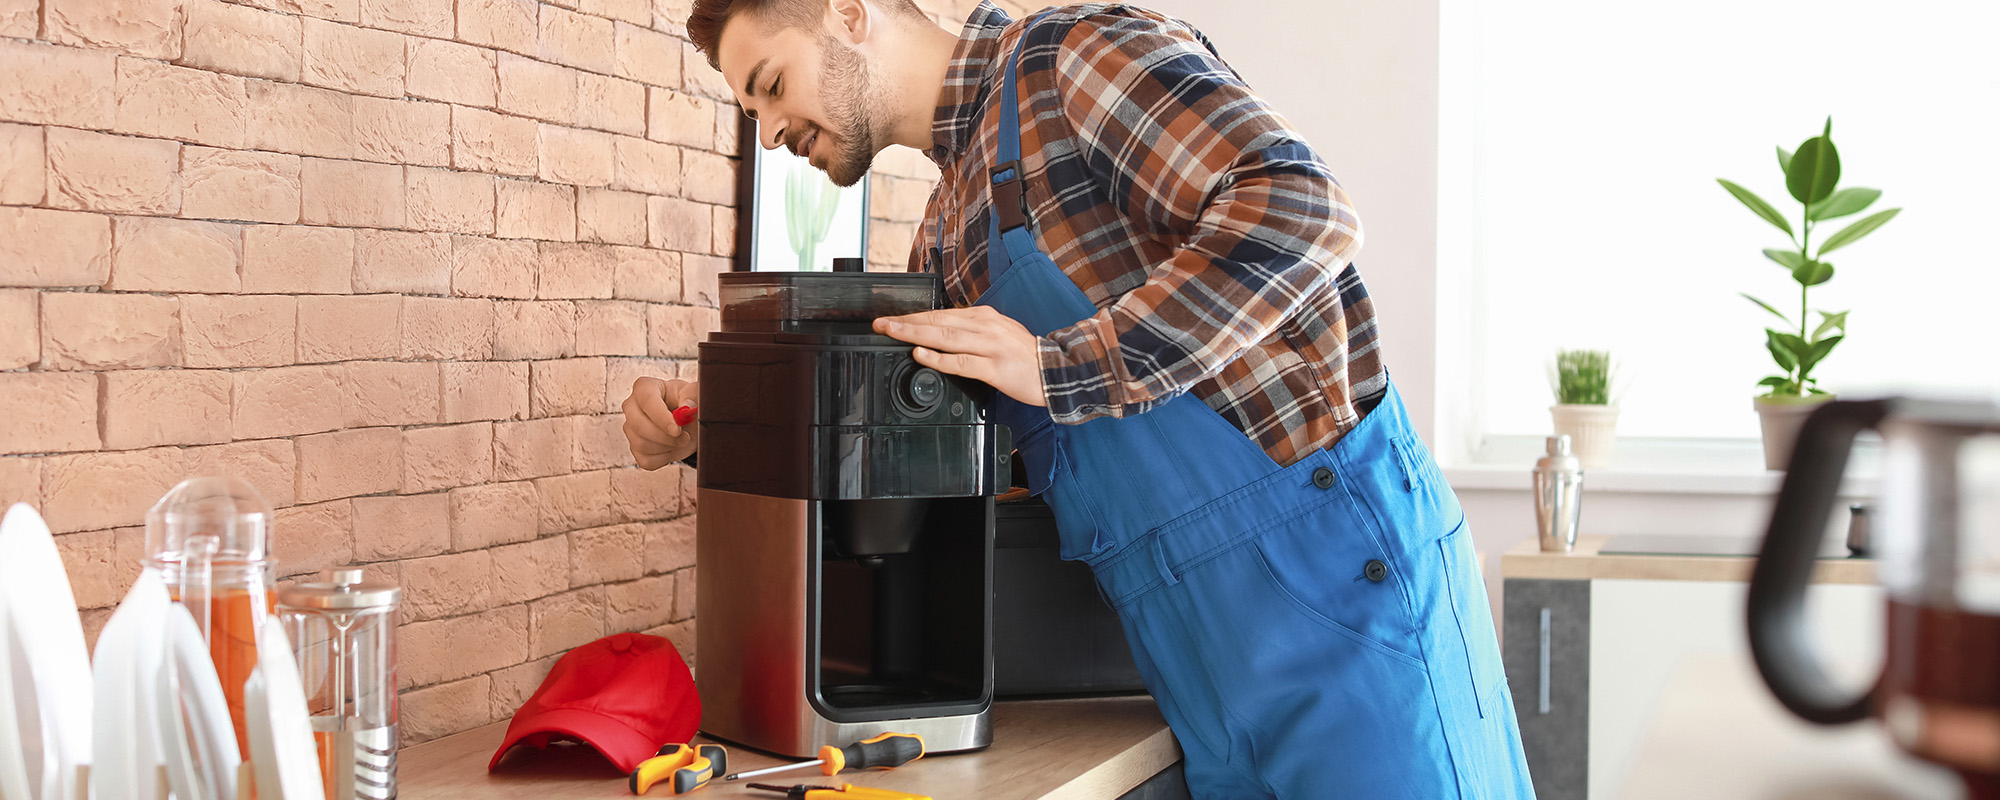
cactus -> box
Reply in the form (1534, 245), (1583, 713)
(785, 158), (844, 271)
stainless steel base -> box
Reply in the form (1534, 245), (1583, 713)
(696, 487), (993, 758)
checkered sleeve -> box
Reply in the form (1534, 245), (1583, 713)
(1033, 8), (1364, 423)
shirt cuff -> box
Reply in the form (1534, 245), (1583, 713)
(1036, 317), (1135, 424)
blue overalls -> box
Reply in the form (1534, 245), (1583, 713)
(963, 22), (1537, 800)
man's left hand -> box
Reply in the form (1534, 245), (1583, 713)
(874, 306), (1048, 407)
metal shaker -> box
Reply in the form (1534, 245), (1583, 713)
(278, 569), (402, 800)
(1845, 503), (1871, 557)
(1534, 435), (1585, 553)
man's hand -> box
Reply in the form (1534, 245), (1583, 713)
(622, 377), (700, 470)
(873, 307), (1047, 407)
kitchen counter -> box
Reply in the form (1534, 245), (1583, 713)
(1499, 532), (1884, 799)
(1502, 533), (1874, 584)
(400, 695), (1182, 799)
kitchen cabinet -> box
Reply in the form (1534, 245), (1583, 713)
(1501, 535), (1888, 799)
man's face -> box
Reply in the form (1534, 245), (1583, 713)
(717, 10), (882, 187)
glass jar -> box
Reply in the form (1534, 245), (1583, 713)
(145, 475), (278, 760)
(278, 568), (401, 800)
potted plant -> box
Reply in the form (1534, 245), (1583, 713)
(1718, 118), (1900, 470)
(1550, 349), (1618, 469)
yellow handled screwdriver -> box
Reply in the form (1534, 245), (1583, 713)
(746, 783), (932, 800)
(723, 733), (925, 782)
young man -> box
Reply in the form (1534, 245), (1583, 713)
(620, 0), (1535, 796)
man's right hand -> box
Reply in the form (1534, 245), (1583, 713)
(622, 377), (700, 470)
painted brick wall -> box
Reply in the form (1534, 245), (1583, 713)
(1, 0), (1027, 745)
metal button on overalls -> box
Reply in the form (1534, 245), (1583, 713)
(1311, 467), (1335, 490)
(1364, 559), (1388, 582)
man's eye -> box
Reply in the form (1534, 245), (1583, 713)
(771, 78), (781, 98)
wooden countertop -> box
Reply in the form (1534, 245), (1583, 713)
(1501, 534), (1875, 585)
(400, 696), (1182, 800)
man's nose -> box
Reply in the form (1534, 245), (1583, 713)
(759, 118), (786, 151)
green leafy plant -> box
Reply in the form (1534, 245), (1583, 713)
(1551, 349), (1613, 405)
(1718, 118), (1900, 399)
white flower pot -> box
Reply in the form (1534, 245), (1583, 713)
(1754, 394), (1836, 471)
(1550, 404), (1619, 469)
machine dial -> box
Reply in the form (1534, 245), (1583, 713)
(896, 363), (945, 416)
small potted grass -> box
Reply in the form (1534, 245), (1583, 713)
(1550, 348), (1619, 469)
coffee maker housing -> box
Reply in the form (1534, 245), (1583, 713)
(695, 270), (1002, 758)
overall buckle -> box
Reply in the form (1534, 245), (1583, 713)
(989, 159), (1031, 231)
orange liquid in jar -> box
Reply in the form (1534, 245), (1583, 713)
(169, 586), (277, 771)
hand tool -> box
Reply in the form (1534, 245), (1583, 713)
(629, 743), (728, 795)
(672, 405), (698, 427)
(722, 733), (924, 782)
(745, 783), (933, 800)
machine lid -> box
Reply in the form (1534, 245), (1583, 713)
(276, 567), (401, 610)
(718, 271), (942, 333)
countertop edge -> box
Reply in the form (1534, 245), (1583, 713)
(1041, 726), (1182, 800)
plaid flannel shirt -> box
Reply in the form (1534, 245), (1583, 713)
(913, 1), (1385, 467)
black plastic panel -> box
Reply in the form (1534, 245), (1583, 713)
(698, 336), (999, 500)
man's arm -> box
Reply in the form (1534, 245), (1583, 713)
(1033, 8), (1363, 423)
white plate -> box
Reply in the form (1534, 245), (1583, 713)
(0, 599), (31, 800)
(246, 619), (326, 800)
(93, 571), (172, 800)
(90, 600), (137, 800)
(157, 604), (241, 800)
(0, 503), (93, 800)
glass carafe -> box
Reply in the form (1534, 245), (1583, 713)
(1749, 396), (2000, 797)
(145, 475), (279, 763)
(278, 568), (401, 800)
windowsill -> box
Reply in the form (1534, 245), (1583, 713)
(1441, 435), (1882, 497)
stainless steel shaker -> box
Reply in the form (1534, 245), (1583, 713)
(1534, 435), (1585, 553)
(278, 569), (401, 800)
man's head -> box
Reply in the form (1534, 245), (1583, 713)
(688, 0), (929, 187)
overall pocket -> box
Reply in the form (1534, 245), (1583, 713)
(1250, 497), (1423, 667)
(1436, 521), (1505, 718)
(1038, 440), (1107, 561)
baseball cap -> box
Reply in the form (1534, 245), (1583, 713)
(488, 632), (700, 773)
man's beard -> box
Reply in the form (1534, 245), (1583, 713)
(809, 33), (879, 188)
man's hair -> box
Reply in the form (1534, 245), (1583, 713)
(687, 0), (924, 71)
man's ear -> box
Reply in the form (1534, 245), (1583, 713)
(825, 0), (870, 46)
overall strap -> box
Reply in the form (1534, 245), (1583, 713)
(989, 11), (1053, 233)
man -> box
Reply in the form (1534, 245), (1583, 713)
(621, 0), (1535, 796)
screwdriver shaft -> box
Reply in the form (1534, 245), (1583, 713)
(724, 760), (824, 781)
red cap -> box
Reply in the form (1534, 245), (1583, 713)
(488, 632), (699, 773)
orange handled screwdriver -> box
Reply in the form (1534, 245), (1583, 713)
(723, 733), (924, 782)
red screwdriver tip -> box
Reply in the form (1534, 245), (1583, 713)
(672, 405), (698, 427)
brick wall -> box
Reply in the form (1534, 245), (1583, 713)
(2, 0), (1026, 746)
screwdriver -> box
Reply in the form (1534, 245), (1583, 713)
(672, 405), (698, 427)
(723, 733), (925, 781)
(746, 783), (932, 800)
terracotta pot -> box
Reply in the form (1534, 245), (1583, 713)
(1754, 393), (1836, 470)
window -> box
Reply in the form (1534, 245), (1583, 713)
(1444, 0), (2000, 444)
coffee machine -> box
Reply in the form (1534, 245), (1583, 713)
(1749, 397), (2000, 796)
(694, 265), (1004, 758)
